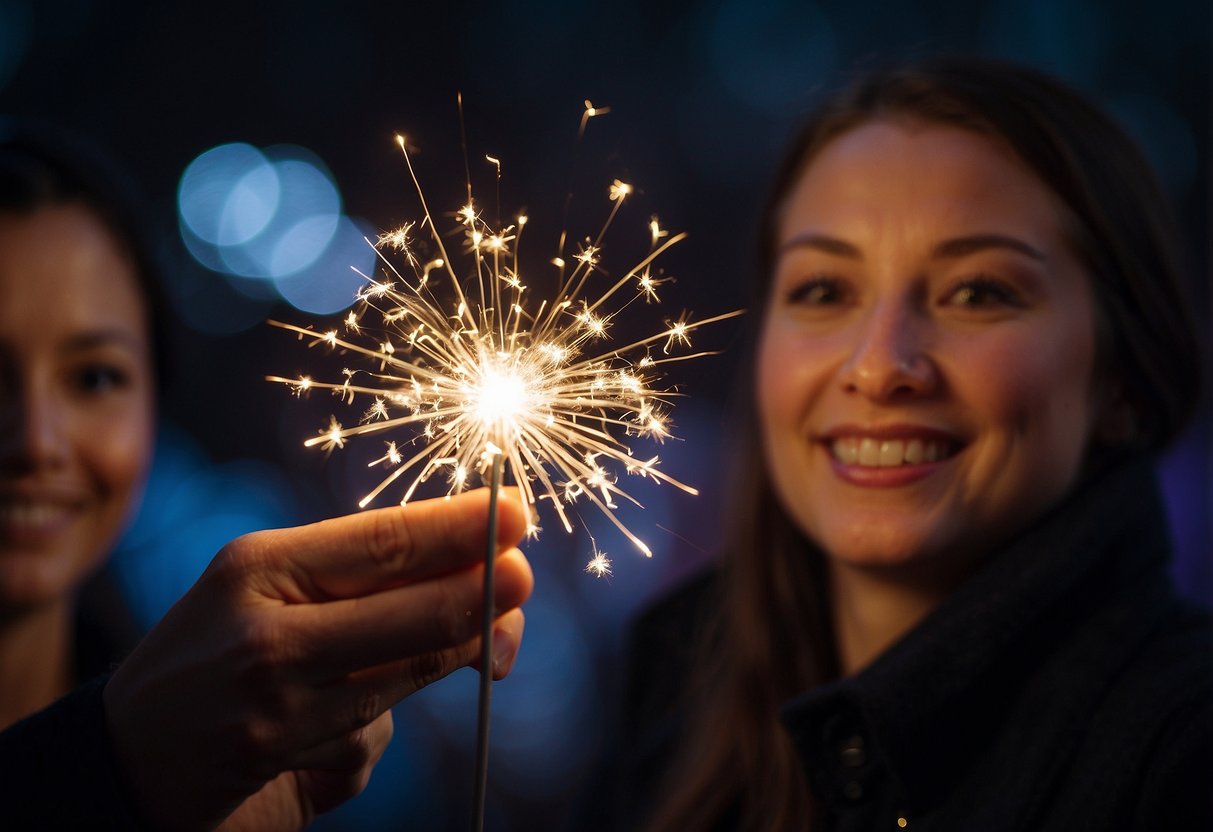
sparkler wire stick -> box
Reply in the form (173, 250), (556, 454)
(472, 451), (503, 832)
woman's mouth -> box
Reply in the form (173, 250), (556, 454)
(0, 499), (79, 541)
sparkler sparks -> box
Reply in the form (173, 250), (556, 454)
(270, 111), (741, 572)
(585, 545), (612, 579)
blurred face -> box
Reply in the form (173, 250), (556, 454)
(0, 203), (154, 611)
(757, 121), (1100, 575)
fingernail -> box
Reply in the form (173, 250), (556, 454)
(492, 627), (517, 677)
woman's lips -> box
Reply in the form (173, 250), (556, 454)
(820, 426), (964, 487)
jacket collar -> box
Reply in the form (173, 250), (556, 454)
(779, 456), (1175, 815)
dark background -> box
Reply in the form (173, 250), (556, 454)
(1, 1), (1208, 829)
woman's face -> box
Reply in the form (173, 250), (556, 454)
(0, 203), (154, 611)
(757, 120), (1101, 574)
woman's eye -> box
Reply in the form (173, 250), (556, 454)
(945, 277), (1022, 309)
(786, 277), (848, 306)
(73, 365), (128, 394)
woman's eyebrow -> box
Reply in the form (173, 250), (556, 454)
(931, 234), (1046, 261)
(778, 233), (1048, 263)
(60, 330), (146, 354)
(778, 233), (862, 259)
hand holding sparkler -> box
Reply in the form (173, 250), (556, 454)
(103, 490), (532, 831)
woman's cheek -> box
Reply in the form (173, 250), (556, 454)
(90, 401), (154, 514)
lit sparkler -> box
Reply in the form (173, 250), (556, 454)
(268, 102), (740, 832)
(269, 114), (741, 572)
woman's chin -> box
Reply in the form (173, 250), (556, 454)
(814, 522), (969, 578)
(0, 552), (93, 615)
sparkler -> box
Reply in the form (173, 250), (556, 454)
(268, 102), (741, 829)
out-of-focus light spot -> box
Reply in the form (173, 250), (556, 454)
(178, 219), (235, 274)
(221, 163), (281, 246)
(177, 143), (359, 315)
(211, 149), (341, 279)
(179, 143), (279, 245)
(271, 214), (340, 276)
(273, 215), (375, 314)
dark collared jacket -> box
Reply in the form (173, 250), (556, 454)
(601, 458), (1213, 830)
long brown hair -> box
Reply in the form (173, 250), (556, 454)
(645, 56), (1202, 831)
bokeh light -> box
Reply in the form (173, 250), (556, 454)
(179, 143), (280, 246)
(177, 142), (365, 316)
(274, 214), (375, 314)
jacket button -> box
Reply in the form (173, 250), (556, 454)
(839, 735), (866, 768)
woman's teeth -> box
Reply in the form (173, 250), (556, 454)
(0, 502), (72, 528)
(831, 437), (950, 467)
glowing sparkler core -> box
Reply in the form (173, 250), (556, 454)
(471, 362), (533, 435)
(270, 119), (742, 571)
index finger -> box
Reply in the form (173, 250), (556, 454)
(232, 488), (528, 601)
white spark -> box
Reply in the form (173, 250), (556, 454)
(585, 546), (612, 578)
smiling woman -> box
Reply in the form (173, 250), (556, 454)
(0, 133), (159, 731)
(589, 57), (1211, 832)
(0, 205), (154, 612)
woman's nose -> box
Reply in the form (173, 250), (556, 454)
(839, 300), (938, 401)
(0, 379), (69, 472)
